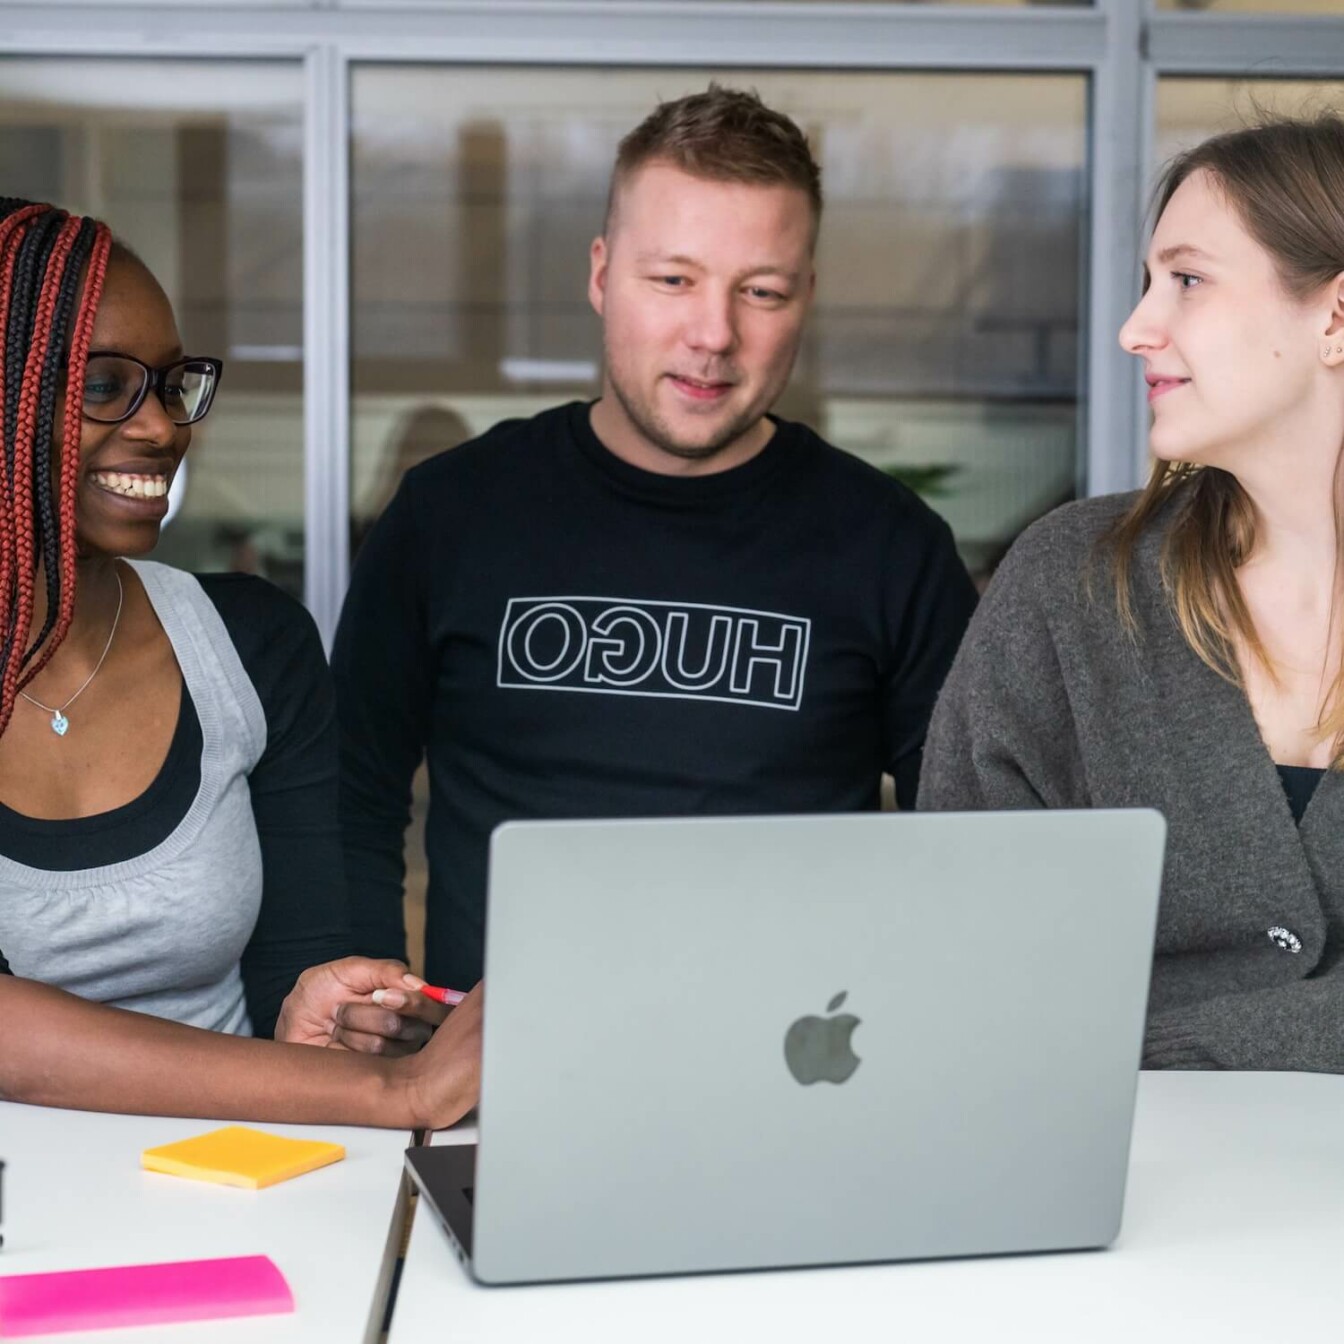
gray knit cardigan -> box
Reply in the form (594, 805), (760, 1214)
(918, 489), (1344, 1072)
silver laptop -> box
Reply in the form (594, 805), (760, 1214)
(405, 809), (1166, 1285)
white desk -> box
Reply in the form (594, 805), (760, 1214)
(0, 1103), (413, 1343)
(388, 1072), (1344, 1344)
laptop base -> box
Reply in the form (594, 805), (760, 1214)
(406, 1145), (476, 1264)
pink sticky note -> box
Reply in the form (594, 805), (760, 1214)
(0, 1254), (293, 1337)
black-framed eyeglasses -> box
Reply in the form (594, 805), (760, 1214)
(80, 351), (223, 427)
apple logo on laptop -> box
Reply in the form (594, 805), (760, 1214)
(784, 991), (861, 1085)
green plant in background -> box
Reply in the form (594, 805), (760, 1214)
(882, 463), (959, 498)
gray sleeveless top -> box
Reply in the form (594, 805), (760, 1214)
(0, 560), (267, 1035)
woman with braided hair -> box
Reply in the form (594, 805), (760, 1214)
(0, 200), (480, 1127)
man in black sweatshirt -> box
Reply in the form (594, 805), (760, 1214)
(332, 86), (978, 998)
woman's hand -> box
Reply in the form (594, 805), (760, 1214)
(0, 968), (477, 1129)
(275, 957), (447, 1055)
(398, 981), (483, 1130)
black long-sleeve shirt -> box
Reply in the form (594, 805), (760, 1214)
(333, 402), (977, 992)
(0, 574), (351, 1036)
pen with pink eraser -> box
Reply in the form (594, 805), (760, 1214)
(417, 983), (466, 1007)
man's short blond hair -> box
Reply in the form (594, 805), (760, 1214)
(605, 84), (823, 239)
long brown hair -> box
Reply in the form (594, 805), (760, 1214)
(1110, 113), (1344, 760)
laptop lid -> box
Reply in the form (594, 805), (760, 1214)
(469, 809), (1165, 1285)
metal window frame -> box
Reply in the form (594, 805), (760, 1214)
(3, 1), (1343, 640)
(304, 43), (352, 651)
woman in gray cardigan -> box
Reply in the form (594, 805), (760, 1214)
(919, 114), (1344, 1073)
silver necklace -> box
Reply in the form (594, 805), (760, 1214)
(18, 568), (124, 737)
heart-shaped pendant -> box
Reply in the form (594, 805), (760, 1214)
(51, 710), (69, 736)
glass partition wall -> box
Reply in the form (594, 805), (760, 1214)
(1155, 0), (1344, 11)
(0, 59), (306, 598)
(1156, 76), (1344, 158)
(350, 68), (1087, 585)
(3, 1), (1343, 618)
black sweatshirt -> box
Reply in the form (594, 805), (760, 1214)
(0, 574), (352, 1037)
(334, 402), (977, 991)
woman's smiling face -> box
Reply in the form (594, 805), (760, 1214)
(1119, 167), (1335, 472)
(62, 252), (192, 560)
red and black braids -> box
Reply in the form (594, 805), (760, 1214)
(0, 200), (112, 737)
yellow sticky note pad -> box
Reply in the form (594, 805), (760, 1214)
(142, 1126), (345, 1189)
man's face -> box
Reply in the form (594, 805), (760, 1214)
(589, 160), (816, 470)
